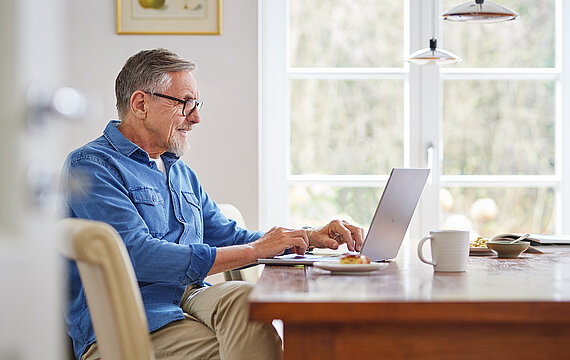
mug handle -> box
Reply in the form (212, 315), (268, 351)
(417, 235), (436, 266)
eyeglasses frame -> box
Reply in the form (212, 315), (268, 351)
(144, 91), (203, 116)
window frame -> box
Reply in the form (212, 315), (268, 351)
(259, 0), (570, 236)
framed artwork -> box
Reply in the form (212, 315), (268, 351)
(117, 0), (222, 35)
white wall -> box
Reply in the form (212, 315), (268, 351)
(63, 0), (261, 228)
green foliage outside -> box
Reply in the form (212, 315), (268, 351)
(443, 80), (555, 175)
(290, 0), (403, 67)
(290, 79), (404, 176)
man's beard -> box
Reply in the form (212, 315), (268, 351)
(168, 132), (190, 156)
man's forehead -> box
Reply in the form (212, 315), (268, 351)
(167, 71), (198, 95)
(167, 70), (195, 84)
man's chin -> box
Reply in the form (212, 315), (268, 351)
(168, 140), (190, 157)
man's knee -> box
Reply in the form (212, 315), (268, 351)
(214, 281), (255, 314)
(218, 280), (255, 294)
(221, 281), (254, 297)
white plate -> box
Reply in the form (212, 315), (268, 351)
(313, 261), (389, 275)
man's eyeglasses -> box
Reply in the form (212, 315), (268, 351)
(144, 91), (203, 116)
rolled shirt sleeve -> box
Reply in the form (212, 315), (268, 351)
(185, 244), (217, 283)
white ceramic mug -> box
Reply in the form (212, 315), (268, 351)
(417, 230), (469, 272)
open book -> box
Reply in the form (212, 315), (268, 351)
(492, 233), (570, 245)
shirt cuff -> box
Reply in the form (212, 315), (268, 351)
(185, 244), (217, 284)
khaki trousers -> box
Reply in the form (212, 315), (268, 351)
(82, 281), (282, 360)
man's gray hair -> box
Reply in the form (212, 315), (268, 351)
(115, 48), (196, 119)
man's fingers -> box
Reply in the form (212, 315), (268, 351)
(268, 227), (309, 246)
(290, 236), (308, 254)
(292, 229), (310, 246)
(301, 221), (365, 252)
(253, 227), (311, 258)
(328, 220), (368, 252)
(323, 238), (339, 250)
(345, 223), (365, 252)
(282, 229), (309, 254)
(331, 222), (355, 251)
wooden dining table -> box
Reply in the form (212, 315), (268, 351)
(248, 241), (570, 360)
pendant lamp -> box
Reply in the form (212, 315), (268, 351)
(408, 38), (462, 65)
(408, 0), (462, 65)
(442, 0), (519, 23)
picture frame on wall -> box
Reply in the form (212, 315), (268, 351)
(117, 0), (222, 35)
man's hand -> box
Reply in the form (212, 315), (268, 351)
(250, 227), (310, 258)
(305, 220), (365, 252)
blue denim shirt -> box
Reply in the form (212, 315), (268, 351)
(63, 121), (264, 359)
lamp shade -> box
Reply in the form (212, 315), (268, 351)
(442, 0), (519, 23)
(408, 38), (462, 65)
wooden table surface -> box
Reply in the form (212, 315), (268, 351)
(249, 242), (570, 360)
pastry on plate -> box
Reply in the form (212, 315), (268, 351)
(339, 254), (371, 264)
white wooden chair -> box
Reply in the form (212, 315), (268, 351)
(57, 218), (154, 360)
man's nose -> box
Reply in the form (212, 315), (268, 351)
(187, 111), (200, 124)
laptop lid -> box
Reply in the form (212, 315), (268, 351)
(258, 168), (429, 265)
(359, 168), (429, 261)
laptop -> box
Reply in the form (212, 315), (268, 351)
(258, 168), (430, 265)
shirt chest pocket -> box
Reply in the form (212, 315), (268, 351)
(181, 191), (202, 238)
(130, 187), (168, 238)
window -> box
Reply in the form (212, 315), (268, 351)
(260, 0), (570, 239)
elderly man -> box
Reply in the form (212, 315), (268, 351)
(63, 48), (364, 360)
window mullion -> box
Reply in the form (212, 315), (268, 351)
(409, 0), (441, 237)
(259, 0), (289, 229)
(556, 0), (570, 234)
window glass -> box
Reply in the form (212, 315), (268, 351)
(290, 0), (404, 67)
(442, 80), (555, 175)
(289, 186), (384, 229)
(441, 0), (555, 68)
(290, 79), (404, 175)
(441, 187), (555, 237)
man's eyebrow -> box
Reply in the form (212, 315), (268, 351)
(183, 93), (198, 100)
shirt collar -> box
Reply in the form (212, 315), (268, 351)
(103, 120), (180, 161)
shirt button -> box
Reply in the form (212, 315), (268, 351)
(173, 299), (179, 305)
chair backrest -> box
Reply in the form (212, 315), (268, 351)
(217, 203), (247, 228)
(57, 218), (154, 360)
(217, 203), (263, 283)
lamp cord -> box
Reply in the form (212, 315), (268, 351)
(431, 0), (436, 39)
(430, 0), (436, 50)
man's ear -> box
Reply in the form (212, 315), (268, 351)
(130, 91), (147, 119)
